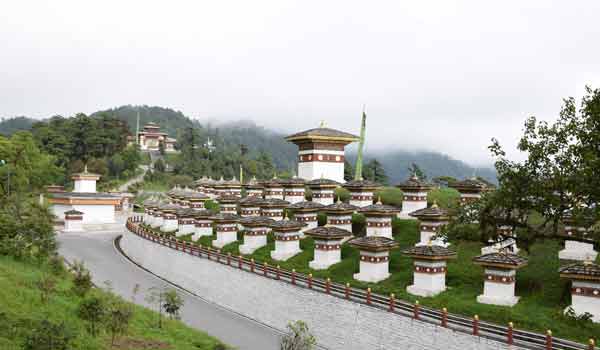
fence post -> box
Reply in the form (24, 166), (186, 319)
(507, 322), (514, 345)
(366, 288), (372, 305)
(472, 315), (479, 336)
(441, 308), (448, 327)
(291, 269), (296, 285)
(388, 293), (395, 312)
(263, 262), (268, 277)
(238, 255), (243, 269)
(326, 278), (331, 294)
(216, 249), (220, 262)
(207, 249), (211, 260)
(308, 273), (313, 289)
(345, 283), (350, 300)
(545, 330), (552, 350)
(589, 339), (595, 350)
(276, 265), (281, 280)
(250, 258), (255, 273)
(413, 301), (420, 320)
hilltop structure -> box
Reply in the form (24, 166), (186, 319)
(285, 122), (359, 183)
(130, 122), (177, 153)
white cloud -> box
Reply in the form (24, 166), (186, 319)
(1, 0), (599, 165)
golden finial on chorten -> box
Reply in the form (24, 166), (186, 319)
(319, 120), (327, 128)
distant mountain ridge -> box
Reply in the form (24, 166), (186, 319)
(0, 106), (496, 183)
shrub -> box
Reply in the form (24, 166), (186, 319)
(280, 320), (316, 350)
(23, 320), (74, 350)
(70, 260), (93, 297)
(78, 295), (106, 337)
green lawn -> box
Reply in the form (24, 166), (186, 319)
(0, 256), (226, 350)
(177, 218), (600, 344)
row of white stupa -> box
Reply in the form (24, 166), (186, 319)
(135, 181), (600, 318)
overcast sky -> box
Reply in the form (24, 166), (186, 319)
(2, 1), (599, 165)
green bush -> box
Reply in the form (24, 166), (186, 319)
(374, 187), (403, 206)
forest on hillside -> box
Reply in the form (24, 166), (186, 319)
(0, 106), (496, 183)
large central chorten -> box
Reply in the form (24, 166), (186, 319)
(285, 122), (359, 183)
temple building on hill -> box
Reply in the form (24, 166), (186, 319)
(48, 166), (121, 226)
(285, 122), (359, 183)
(130, 122), (177, 153)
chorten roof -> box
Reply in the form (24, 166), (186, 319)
(304, 226), (352, 239)
(402, 245), (457, 260)
(259, 198), (290, 208)
(473, 252), (528, 269)
(358, 199), (400, 215)
(64, 209), (84, 215)
(287, 201), (325, 212)
(409, 202), (450, 220)
(396, 175), (433, 191)
(71, 165), (101, 179)
(189, 192), (210, 201)
(322, 200), (357, 214)
(158, 203), (179, 212)
(559, 261), (600, 281)
(193, 209), (215, 219)
(216, 194), (241, 204)
(343, 178), (381, 191)
(285, 123), (359, 144)
(261, 176), (287, 188)
(243, 177), (264, 190)
(268, 217), (307, 231)
(239, 216), (275, 227)
(281, 176), (306, 187)
(449, 177), (492, 193)
(210, 212), (240, 223)
(306, 177), (340, 189)
(175, 208), (196, 217)
(239, 196), (265, 206)
(348, 236), (399, 252)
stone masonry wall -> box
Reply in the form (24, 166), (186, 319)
(120, 231), (522, 350)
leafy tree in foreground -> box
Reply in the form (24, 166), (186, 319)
(23, 320), (73, 350)
(78, 295), (105, 337)
(280, 320), (316, 350)
(70, 260), (93, 297)
(445, 87), (600, 251)
(36, 275), (56, 304)
(163, 289), (184, 320)
(106, 299), (133, 346)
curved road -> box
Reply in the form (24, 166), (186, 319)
(58, 230), (281, 350)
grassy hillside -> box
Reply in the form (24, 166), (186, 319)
(0, 256), (226, 350)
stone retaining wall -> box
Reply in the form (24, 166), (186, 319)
(120, 231), (521, 350)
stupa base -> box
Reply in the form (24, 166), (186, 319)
(477, 294), (519, 307)
(271, 249), (301, 261)
(407, 285), (446, 298)
(239, 244), (265, 255)
(353, 272), (390, 283)
(309, 260), (339, 270)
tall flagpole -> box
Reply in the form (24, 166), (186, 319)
(136, 109), (140, 145)
(354, 105), (367, 180)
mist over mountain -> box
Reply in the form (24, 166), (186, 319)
(0, 106), (496, 183)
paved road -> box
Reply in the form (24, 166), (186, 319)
(58, 231), (282, 350)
